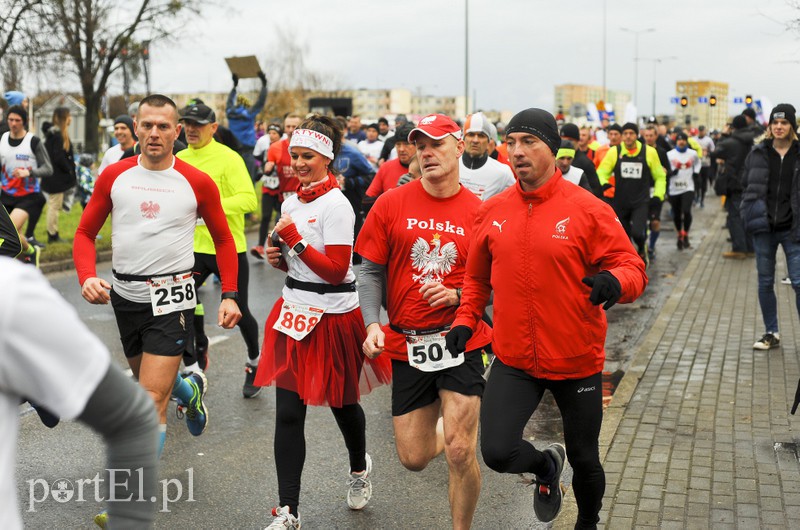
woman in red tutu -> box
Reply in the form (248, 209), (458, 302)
(255, 114), (391, 529)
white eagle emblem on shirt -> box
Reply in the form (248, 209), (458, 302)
(410, 233), (458, 284)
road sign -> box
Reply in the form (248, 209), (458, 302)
(698, 96), (709, 103)
(733, 97), (744, 104)
(670, 97), (680, 104)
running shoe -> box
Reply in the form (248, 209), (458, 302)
(753, 332), (780, 351)
(533, 443), (566, 523)
(243, 363), (261, 398)
(266, 506), (301, 529)
(26, 236), (46, 248)
(250, 245), (266, 260)
(184, 372), (208, 436)
(23, 245), (41, 268)
(93, 510), (107, 528)
(781, 277), (792, 285)
(347, 453), (373, 510)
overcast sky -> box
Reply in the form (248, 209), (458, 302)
(103, 0), (800, 117)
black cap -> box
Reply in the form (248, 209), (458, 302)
(560, 123), (580, 141)
(395, 123), (415, 143)
(608, 123), (623, 133)
(731, 115), (747, 129)
(742, 108), (756, 120)
(506, 108), (561, 154)
(676, 132), (689, 142)
(770, 103), (796, 126)
(366, 123), (380, 131)
(114, 114), (135, 134)
(621, 122), (639, 135)
(179, 104), (216, 125)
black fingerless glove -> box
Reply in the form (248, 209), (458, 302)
(232, 73), (239, 87)
(582, 271), (622, 310)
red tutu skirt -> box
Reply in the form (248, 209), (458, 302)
(255, 298), (392, 407)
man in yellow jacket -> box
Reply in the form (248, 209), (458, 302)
(177, 103), (261, 397)
(597, 122), (666, 264)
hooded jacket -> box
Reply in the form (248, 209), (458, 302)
(711, 128), (757, 196)
(42, 125), (77, 194)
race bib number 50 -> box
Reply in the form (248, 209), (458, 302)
(149, 273), (196, 316)
(406, 330), (464, 372)
(273, 302), (326, 341)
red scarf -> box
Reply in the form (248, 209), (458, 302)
(296, 173), (339, 202)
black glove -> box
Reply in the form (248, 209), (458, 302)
(792, 378), (800, 415)
(601, 183), (613, 192)
(582, 271), (622, 310)
(445, 325), (473, 356)
(232, 73), (239, 87)
(258, 71), (267, 85)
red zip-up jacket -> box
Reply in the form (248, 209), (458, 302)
(452, 170), (647, 380)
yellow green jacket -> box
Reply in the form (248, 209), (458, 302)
(177, 139), (257, 254)
(596, 140), (667, 200)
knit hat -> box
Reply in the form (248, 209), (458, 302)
(3, 91), (25, 106)
(463, 112), (494, 139)
(506, 108), (560, 154)
(675, 132), (689, 142)
(621, 122), (639, 135)
(608, 123), (623, 134)
(557, 139), (577, 160)
(769, 103), (796, 126)
(742, 108), (756, 120)
(731, 115), (748, 130)
(114, 114), (135, 135)
(560, 123), (580, 141)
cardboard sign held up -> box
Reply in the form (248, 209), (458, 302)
(225, 56), (262, 79)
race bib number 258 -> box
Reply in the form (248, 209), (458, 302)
(149, 273), (196, 316)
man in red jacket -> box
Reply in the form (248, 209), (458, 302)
(446, 108), (647, 528)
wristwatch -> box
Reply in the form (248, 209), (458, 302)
(221, 291), (239, 302)
(289, 239), (308, 257)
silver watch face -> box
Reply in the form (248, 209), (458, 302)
(294, 242), (306, 253)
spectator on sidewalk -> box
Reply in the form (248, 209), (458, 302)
(741, 104), (800, 351)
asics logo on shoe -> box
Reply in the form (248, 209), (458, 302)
(577, 386), (595, 393)
(492, 220), (507, 233)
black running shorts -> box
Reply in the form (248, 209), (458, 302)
(1, 192), (45, 215)
(111, 289), (195, 358)
(390, 349), (486, 416)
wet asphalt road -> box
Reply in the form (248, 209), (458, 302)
(14, 201), (717, 528)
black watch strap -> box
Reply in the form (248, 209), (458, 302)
(221, 291), (239, 301)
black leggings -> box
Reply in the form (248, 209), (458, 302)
(481, 360), (604, 529)
(275, 388), (367, 512)
(613, 201), (648, 254)
(184, 252), (260, 363)
(668, 191), (694, 233)
(258, 192), (281, 247)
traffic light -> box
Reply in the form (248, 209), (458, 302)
(709, 95), (717, 107)
(745, 94), (753, 106)
(680, 96), (688, 108)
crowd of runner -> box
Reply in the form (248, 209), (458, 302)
(2, 80), (798, 529)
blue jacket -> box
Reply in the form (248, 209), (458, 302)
(226, 84), (267, 147)
(334, 143), (374, 195)
(741, 139), (800, 239)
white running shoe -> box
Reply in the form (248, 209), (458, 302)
(347, 453), (373, 510)
(265, 505), (301, 529)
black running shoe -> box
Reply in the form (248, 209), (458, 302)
(29, 400), (60, 428)
(533, 443), (566, 523)
(243, 363), (261, 398)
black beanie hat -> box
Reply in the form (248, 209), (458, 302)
(114, 114), (135, 133)
(676, 132), (689, 142)
(731, 115), (747, 130)
(7, 105), (27, 126)
(621, 122), (639, 135)
(506, 108), (560, 154)
(770, 103), (796, 126)
(560, 123), (580, 141)
(742, 108), (756, 120)
(608, 123), (623, 134)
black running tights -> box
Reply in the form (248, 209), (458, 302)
(668, 191), (694, 233)
(480, 360), (604, 529)
(275, 388), (367, 512)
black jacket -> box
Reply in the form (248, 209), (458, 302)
(42, 125), (77, 194)
(711, 128), (757, 195)
(741, 139), (800, 238)
(571, 149), (602, 197)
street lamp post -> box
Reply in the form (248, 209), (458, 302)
(465, 0), (469, 116)
(637, 56), (677, 118)
(620, 27), (655, 109)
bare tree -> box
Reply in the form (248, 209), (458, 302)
(0, 0), (43, 64)
(35, 0), (201, 152)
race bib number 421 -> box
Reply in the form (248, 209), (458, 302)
(406, 330), (464, 372)
(619, 161), (643, 179)
(149, 273), (196, 316)
(273, 302), (326, 341)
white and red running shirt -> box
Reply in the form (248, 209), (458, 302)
(74, 156), (238, 303)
